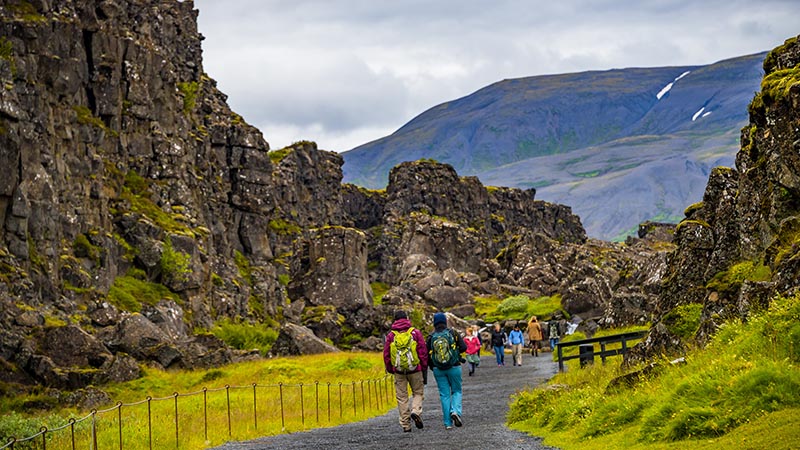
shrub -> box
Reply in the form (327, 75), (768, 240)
(498, 295), (529, 316)
(211, 319), (278, 355)
(160, 236), (192, 284)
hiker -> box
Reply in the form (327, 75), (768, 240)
(527, 316), (543, 357)
(426, 312), (467, 429)
(548, 319), (561, 352)
(490, 322), (508, 366)
(509, 323), (525, 366)
(464, 325), (481, 376)
(384, 310), (428, 432)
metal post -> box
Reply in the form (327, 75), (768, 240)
(117, 402), (123, 450)
(315, 381), (319, 423)
(361, 381), (365, 413)
(327, 383), (331, 422)
(557, 343), (564, 372)
(69, 418), (76, 450)
(40, 426), (47, 450)
(352, 382), (357, 416)
(226, 385), (232, 437)
(173, 392), (179, 449)
(279, 383), (285, 430)
(338, 383), (343, 418)
(202, 389), (208, 442)
(147, 397), (152, 450)
(253, 383), (258, 431)
(300, 383), (305, 426)
(91, 410), (98, 450)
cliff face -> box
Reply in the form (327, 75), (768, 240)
(0, 0), (671, 393)
(629, 36), (800, 362)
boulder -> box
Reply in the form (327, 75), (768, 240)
(41, 325), (112, 368)
(271, 323), (340, 356)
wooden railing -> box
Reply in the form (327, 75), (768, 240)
(555, 330), (648, 372)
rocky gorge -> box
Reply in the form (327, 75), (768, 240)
(0, 0), (735, 407)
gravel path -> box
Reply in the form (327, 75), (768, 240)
(213, 351), (561, 450)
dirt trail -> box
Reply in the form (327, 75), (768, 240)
(213, 351), (561, 450)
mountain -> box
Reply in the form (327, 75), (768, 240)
(342, 54), (766, 240)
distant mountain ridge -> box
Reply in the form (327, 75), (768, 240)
(342, 53), (766, 239)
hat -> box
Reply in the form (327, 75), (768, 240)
(394, 310), (408, 320)
(433, 312), (447, 326)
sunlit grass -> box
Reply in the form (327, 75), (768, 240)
(508, 293), (800, 449)
(0, 353), (395, 449)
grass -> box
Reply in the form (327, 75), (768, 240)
(370, 282), (390, 305)
(210, 319), (279, 355)
(0, 353), (393, 450)
(474, 294), (564, 323)
(107, 269), (182, 312)
(508, 292), (800, 449)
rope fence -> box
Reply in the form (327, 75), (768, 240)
(1, 375), (394, 450)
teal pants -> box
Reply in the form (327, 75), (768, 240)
(432, 365), (463, 427)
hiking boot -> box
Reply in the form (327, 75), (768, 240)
(410, 412), (423, 429)
(445, 426), (453, 430)
(403, 427), (411, 433)
(451, 413), (462, 427)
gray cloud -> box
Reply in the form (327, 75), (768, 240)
(194, 0), (800, 151)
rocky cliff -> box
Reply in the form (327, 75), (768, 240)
(0, 0), (672, 397)
(629, 35), (800, 362)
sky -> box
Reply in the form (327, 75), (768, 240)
(193, 0), (800, 153)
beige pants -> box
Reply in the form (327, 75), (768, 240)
(394, 371), (424, 429)
(512, 343), (524, 365)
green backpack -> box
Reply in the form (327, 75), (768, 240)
(429, 329), (460, 369)
(390, 328), (420, 372)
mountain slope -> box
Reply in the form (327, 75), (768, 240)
(342, 53), (765, 239)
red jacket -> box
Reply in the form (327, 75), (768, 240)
(383, 318), (428, 373)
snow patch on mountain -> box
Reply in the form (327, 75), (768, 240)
(692, 107), (706, 121)
(656, 70), (692, 100)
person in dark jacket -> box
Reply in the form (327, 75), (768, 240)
(490, 322), (508, 366)
(426, 312), (467, 429)
(384, 310), (428, 432)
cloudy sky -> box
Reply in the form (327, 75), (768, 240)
(193, 0), (799, 152)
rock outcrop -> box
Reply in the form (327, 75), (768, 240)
(0, 0), (675, 399)
(628, 35), (800, 363)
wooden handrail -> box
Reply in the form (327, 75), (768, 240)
(555, 330), (648, 372)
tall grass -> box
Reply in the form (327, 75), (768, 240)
(0, 353), (394, 450)
(508, 293), (800, 449)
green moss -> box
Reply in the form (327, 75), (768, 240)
(277, 273), (290, 286)
(268, 147), (294, 164)
(268, 217), (301, 235)
(120, 171), (195, 237)
(234, 250), (252, 285)
(662, 303), (703, 340)
(73, 233), (100, 263)
(160, 236), (192, 285)
(370, 281), (390, 305)
(683, 201), (704, 217)
(7, 1), (46, 22)
(211, 319), (278, 355)
(763, 36), (798, 73)
(675, 219), (711, 234)
(0, 38), (15, 76)
(706, 261), (772, 297)
(177, 81), (199, 114)
(760, 67), (800, 104)
(211, 273), (224, 287)
(108, 272), (181, 312)
(302, 305), (338, 323)
(72, 105), (117, 137)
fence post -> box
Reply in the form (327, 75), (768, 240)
(173, 392), (179, 449)
(360, 381), (366, 413)
(338, 383), (343, 419)
(351, 382), (357, 416)
(147, 397), (152, 450)
(315, 381), (319, 423)
(91, 409), (98, 450)
(226, 385), (232, 437)
(299, 383), (305, 427)
(253, 383), (258, 431)
(202, 388), (208, 443)
(117, 402), (123, 450)
(69, 418), (76, 450)
(327, 383), (331, 422)
(279, 383), (285, 430)
(39, 426), (47, 450)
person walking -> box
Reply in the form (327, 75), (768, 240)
(548, 318), (561, 352)
(527, 316), (543, 357)
(426, 312), (467, 429)
(464, 326), (481, 376)
(490, 323), (508, 366)
(384, 310), (428, 432)
(509, 323), (525, 366)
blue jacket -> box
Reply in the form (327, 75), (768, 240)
(509, 329), (525, 345)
